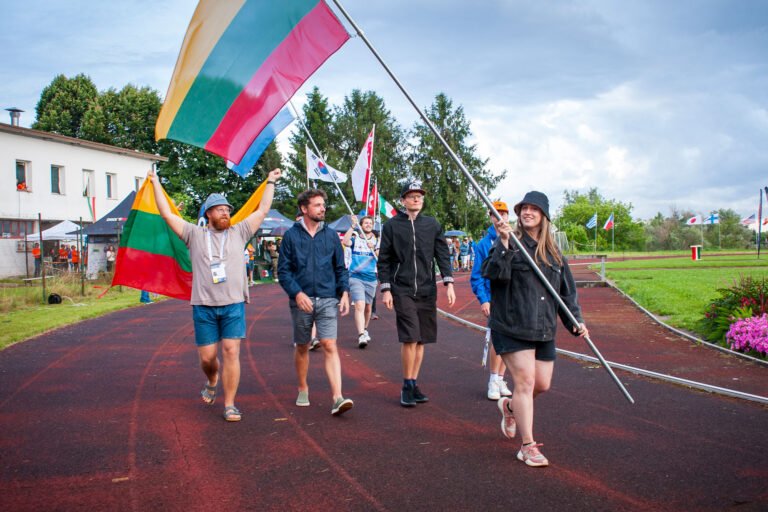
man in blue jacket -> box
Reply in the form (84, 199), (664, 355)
(278, 189), (353, 416)
(470, 201), (513, 400)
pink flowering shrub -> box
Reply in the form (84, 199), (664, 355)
(726, 314), (768, 356)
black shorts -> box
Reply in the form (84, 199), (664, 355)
(491, 330), (556, 361)
(393, 294), (437, 344)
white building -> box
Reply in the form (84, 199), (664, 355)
(0, 119), (166, 277)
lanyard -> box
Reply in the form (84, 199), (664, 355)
(205, 230), (228, 263)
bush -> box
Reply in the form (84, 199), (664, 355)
(726, 314), (768, 356)
(697, 275), (768, 344)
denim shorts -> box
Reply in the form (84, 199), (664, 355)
(491, 330), (556, 361)
(192, 302), (246, 346)
(349, 277), (376, 304)
(290, 297), (339, 344)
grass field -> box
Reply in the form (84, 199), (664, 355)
(0, 275), (157, 350)
(603, 254), (768, 336)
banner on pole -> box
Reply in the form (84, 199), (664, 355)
(306, 146), (347, 183)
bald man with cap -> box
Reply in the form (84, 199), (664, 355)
(147, 167), (282, 422)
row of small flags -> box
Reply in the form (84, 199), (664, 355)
(585, 213), (614, 231)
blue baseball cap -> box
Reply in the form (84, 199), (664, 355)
(202, 193), (233, 214)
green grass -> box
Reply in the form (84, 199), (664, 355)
(606, 266), (768, 334)
(0, 278), (158, 350)
(603, 254), (768, 270)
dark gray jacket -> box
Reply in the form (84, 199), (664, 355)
(482, 233), (582, 341)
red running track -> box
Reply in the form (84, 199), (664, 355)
(0, 278), (766, 511)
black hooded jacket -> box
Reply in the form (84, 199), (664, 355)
(377, 211), (454, 297)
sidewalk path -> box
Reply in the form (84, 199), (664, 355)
(0, 280), (765, 511)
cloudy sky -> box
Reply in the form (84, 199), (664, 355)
(2, 0), (767, 219)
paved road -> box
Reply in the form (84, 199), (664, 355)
(1, 278), (766, 511)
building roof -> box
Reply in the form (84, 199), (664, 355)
(0, 122), (168, 162)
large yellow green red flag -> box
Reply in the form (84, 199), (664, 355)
(112, 179), (267, 300)
(156, 0), (349, 166)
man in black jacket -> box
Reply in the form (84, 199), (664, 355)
(378, 182), (455, 407)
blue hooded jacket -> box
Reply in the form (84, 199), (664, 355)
(278, 220), (349, 300)
(470, 224), (497, 305)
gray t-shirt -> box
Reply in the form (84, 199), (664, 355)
(181, 221), (254, 306)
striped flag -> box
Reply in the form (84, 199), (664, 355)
(740, 214), (756, 226)
(226, 107), (295, 177)
(112, 178), (269, 300)
(585, 213), (597, 229)
(156, 1), (349, 165)
(351, 126), (375, 203)
(379, 194), (398, 218)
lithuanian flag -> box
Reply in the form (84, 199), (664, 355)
(112, 179), (267, 301)
(156, 0), (349, 166)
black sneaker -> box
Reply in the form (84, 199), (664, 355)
(412, 385), (429, 403)
(400, 386), (416, 407)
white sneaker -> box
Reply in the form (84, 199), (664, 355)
(358, 333), (369, 349)
(363, 329), (371, 342)
(487, 380), (501, 400)
(309, 338), (321, 351)
(498, 379), (513, 397)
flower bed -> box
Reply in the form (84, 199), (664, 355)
(726, 314), (768, 356)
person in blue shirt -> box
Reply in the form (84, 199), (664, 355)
(342, 215), (379, 348)
(470, 201), (513, 400)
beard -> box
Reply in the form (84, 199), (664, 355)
(308, 211), (325, 222)
(210, 217), (231, 230)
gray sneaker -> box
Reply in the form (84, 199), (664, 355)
(309, 338), (321, 351)
(296, 390), (310, 407)
(331, 397), (354, 416)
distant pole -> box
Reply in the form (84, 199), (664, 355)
(79, 216), (85, 296)
(758, 190), (763, 258)
(39, 213), (45, 304)
(611, 219), (615, 253)
(24, 232), (29, 279)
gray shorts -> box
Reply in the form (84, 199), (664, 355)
(290, 297), (339, 344)
(349, 277), (376, 304)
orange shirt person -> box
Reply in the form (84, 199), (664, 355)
(71, 246), (79, 265)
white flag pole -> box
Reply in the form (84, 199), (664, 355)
(331, 0), (633, 404)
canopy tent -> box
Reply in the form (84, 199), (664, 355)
(70, 192), (135, 237)
(257, 209), (293, 236)
(328, 214), (382, 234)
(27, 220), (81, 242)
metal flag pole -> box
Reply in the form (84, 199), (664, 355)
(289, 98), (376, 257)
(759, 189), (764, 259)
(331, 0), (633, 403)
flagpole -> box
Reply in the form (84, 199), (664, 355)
(331, 0), (634, 404)
(612, 214), (615, 253)
(759, 189), (763, 259)
(288, 99), (318, 190)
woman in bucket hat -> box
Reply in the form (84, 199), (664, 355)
(482, 191), (588, 467)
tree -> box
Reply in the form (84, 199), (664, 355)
(556, 188), (645, 251)
(409, 93), (502, 234)
(33, 74), (98, 137)
(80, 84), (162, 153)
(703, 209), (753, 249)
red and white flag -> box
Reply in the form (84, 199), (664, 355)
(686, 215), (703, 226)
(740, 213), (756, 226)
(366, 182), (378, 216)
(603, 212), (614, 230)
(351, 125), (375, 203)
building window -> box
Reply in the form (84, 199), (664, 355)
(16, 160), (31, 191)
(83, 170), (94, 197)
(135, 177), (142, 192)
(106, 173), (117, 199)
(0, 218), (35, 238)
(51, 165), (65, 194)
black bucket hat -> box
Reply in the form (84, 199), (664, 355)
(514, 191), (550, 220)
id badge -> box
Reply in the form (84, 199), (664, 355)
(211, 262), (227, 284)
